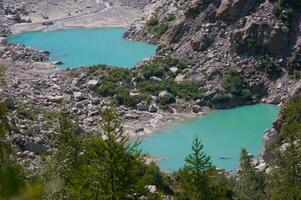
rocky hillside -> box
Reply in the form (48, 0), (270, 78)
(119, 0), (151, 9)
(125, 0), (301, 108)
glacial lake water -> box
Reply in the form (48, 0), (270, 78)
(139, 104), (279, 172)
(8, 28), (157, 68)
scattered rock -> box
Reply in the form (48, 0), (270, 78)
(135, 127), (144, 133)
(46, 95), (64, 103)
(42, 21), (54, 26)
(149, 103), (159, 113)
(24, 141), (46, 154)
(262, 128), (279, 161)
(86, 79), (99, 90)
(149, 76), (162, 82)
(53, 61), (63, 65)
(192, 105), (202, 113)
(158, 91), (175, 104)
(137, 101), (149, 111)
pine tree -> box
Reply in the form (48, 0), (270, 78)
(0, 102), (24, 199)
(67, 108), (147, 200)
(45, 108), (82, 199)
(269, 136), (301, 200)
(177, 136), (215, 200)
(233, 148), (266, 200)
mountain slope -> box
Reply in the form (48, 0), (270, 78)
(125, 0), (301, 108)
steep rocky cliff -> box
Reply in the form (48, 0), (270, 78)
(125, 0), (301, 108)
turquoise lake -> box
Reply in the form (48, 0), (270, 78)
(8, 28), (157, 68)
(139, 104), (279, 172)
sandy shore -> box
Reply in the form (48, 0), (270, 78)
(11, 1), (141, 34)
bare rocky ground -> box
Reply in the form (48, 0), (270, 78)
(6, 0), (144, 33)
(3, 0), (106, 23)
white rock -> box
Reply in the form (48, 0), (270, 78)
(0, 37), (7, 45)
(149, 103), (159, 113)
(149, 76), (162, 82)
(87, 79), (98, 89)
(46, 95), (64, 103)
(146, 185), (157, 194)
(169, 67), (178, 73)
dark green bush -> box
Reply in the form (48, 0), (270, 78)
(139, 57), (189, 79)
(146, 17), (159, 27)
(287, 47), (301, 77)
(140, 64), (165, 79)
(96, 82), (117, 97)
(157, 95), (176, 106)
(185, 5), (201, 18)
(115, 87), (135, 107)
(273, 0), (300, 25)
(210, 94), (231, 105)
(146, 17), (168, 38)
(223, 71), (246, 96)
(279, 97), (301, 141)
(222, 71), (252, 101)
(152, 22), (168, 38)
(260, 58), (283, 79)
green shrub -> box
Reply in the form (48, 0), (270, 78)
(146, 17), (159, 27)
(222, 71), (253, 101)
(280, 97), (301, 138)
(241, 89), (253, 101)
(140, 64), (165, 79)
(152, 22), (168, 38)
(174, 82), (202, 100)
(210, 94), (231, 105)
(260, 58), (283, 79)
(287, 47), (301, 76)
(96, 82), (117, 97)
(185, 5), (201, 18)
(0, 65), (6, 86)
(146, 17), (168, 38)
(157, 96), (176, 106)
(139, 57), (189, 79)
(223, 71), (246, 96)
(115, 87), (135, 107)
(17, 106), (35, 120)
(115, 88), (152, 108)
(273, 0), (301, 25)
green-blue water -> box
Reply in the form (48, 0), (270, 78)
(139, 104), (279, 172)
(8, 28), (157, 68)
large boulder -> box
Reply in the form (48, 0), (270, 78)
(231, 17), (289, 54)
(190, 33), (212, 51)
(24, 142), (46, 154)
(262, 128), (279, 161)
(158, 91), (175, 104)
(73, 92), (85, 101)
(137, 101), (149, 111)
(217, 0), (257, 20)
(267, 25), (290, 54)
(149, 103), (159, 113)
(0, 37), (7, 45)
(192, 105), (202, 113)
(86, 79), (99, 90)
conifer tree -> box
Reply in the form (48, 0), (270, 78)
(177, 137), (215, 200)
(0, 102), (24, 199)
(233, 148), (266, 200)
(269, 135), (301, 200)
